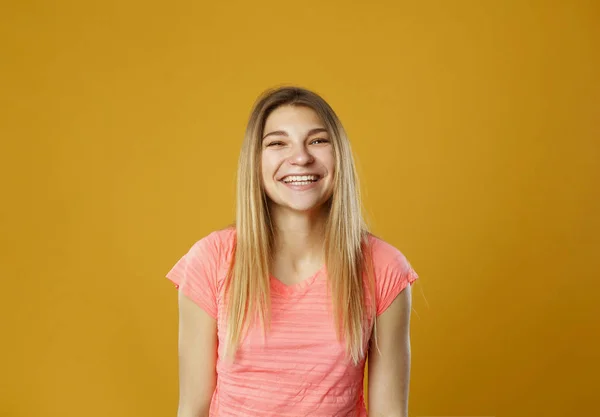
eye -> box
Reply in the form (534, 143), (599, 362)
(310, 138), (329, 145)
(266, 141), (285, 147)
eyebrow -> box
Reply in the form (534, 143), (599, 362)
(262, 127), (328, 140)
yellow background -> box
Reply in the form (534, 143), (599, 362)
(1, 1), (598, 416)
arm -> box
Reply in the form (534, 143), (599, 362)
(367, 284), (413, 417)
(176, 291), (218, 417)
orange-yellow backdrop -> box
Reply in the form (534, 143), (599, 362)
(1, 1), (598, 416)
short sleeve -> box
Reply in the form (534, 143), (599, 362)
(165, 232), (222, 319)
(375, 251), (419, 317)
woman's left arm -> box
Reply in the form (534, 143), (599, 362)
(367, 284), (413, 417)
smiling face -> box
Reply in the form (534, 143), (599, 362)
(261, 105), (335, 214)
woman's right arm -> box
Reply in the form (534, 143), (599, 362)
(176, 291), (218, 417)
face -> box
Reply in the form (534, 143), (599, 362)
(261, 105), (335, 214)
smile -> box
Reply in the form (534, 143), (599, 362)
(281, 175), (320, 184)
(279, 174), (322, 190)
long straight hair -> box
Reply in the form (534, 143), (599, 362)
(225, 86), (375, 364)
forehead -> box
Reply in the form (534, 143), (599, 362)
(263, 105), (325, 132)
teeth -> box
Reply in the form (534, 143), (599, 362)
(283, 175), (319, 183)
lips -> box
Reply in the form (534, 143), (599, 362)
(279, 173), (321, 182)
(281, 175), (320, 184)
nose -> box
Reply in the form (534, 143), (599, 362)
(288, 144), (314, 165)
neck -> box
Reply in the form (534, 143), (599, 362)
(269, 205), (328, 268)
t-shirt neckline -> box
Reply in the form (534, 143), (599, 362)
(270, 265), (326, 296)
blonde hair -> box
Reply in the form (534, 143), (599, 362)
(225, 86), (375, 364)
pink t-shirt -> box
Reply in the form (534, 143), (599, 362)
(166, 227), (418, 417)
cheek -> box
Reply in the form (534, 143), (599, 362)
(323, 152), (336, 192)
(323, 149), (336, 176)
(261, 154), (276, 184)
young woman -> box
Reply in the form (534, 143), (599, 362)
(166, 86), (418, 417)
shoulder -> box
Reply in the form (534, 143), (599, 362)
(366, 233), (414, 273)
(365, 233), (418, 316)
(189, 226), (236, 261)
(186, 226), (236, 286)
(166, 227), (236, 316)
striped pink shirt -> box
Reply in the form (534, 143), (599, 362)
(166, 227), (418, 416)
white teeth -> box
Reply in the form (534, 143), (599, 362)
(283, 175), (319, 183)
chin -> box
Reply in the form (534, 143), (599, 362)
(282, 199), (330, 213)
(265, 189), (333, 214)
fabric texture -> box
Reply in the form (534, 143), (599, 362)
(166, 227), (418, 417)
